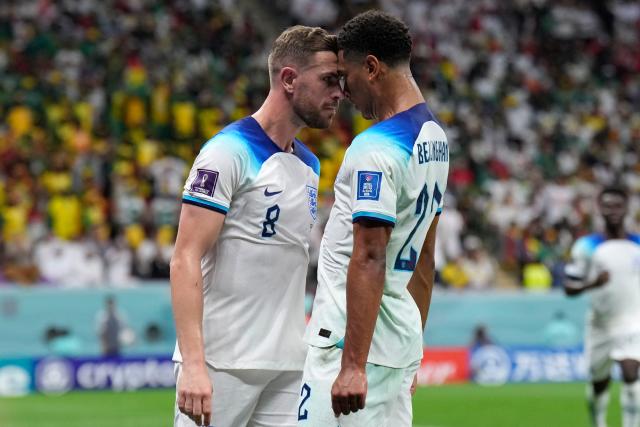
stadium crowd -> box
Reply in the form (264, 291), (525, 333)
(0, 0), (639, 291)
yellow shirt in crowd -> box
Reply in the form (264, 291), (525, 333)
(48, 194), (82, 240)
(1, 204), (29, 242)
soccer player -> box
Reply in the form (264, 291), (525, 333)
(299, 11), (450, 426)
(565, 187), (640, 427)
(170, 26), (343, 427)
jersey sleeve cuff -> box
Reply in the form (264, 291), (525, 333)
(352, 211), (396, 227)
(436, 206), (443, 216)
(182, 194), (229, 215)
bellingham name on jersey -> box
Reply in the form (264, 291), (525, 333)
(416, 139), (449, 164)
(306, 103), (450, 369)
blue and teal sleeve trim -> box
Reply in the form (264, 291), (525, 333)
(436, 206), (443, 216)
(352, 211), (396, 227)
(182, 195), (229, 215)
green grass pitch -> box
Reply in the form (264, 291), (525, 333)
(0, 383), (622, 427)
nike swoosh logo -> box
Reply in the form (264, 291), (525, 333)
(264, 188), (283, 197)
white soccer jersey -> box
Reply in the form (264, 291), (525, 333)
(305, 103), (450, 368)
(565, 234), (640, 333)
(173, 116), (320, 370)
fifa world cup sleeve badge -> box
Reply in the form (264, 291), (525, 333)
(191, 169), (219, 197)
(356, 171), (382, 200)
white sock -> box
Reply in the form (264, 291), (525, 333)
(622, 381), (640, 427)
(587, 386), (609, 427)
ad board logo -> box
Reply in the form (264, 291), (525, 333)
(470, 345), (511, 386)
(36, 358), (75, 394)
(418, 347), (470, 385)
(0, 365), (31, 397)
(75, 358), (175, 391)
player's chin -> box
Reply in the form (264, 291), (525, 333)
(306, 116), (331, 130)
(325, 109), (337, 121)
(319, 110), (337, 128)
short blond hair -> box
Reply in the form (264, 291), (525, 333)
(268, 26), (337, 81)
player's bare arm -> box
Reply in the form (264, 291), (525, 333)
(407, 215), (440, 328)
(170, 204), (225, 427)
(564, 270), (609, 297)
(331, 220), (392, 417)
(406, 215), (439, 395)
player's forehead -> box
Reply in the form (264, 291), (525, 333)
(337, 50), (347, 74)
(302, 50), (339, 75)
(337, 50), (361, 74)
(599, 193), (626, 207)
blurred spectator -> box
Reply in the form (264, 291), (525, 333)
(33, 235), (76, 284)
(104, 234), (135, 286)
(96, 295), (132, 357)
(144, 323), (163, 344)
(43, 326), (82, 356)
(440, 258), (469, 289)
(434, 195), (463, 273)
(459, 236), (497, 290)
(470, 324), (494, 348)
(543, 311), (580, 349)
(522, 259), (553, 292)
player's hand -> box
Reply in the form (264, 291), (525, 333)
(177, 362), (212, 426)
(410, 373), (418, 395)
(331, 365), (367, 417)
(594, 271), (610, 288)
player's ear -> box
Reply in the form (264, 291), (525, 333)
(365, 55), (381, 80)
(280, 66), (297, 94)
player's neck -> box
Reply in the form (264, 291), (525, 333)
(604, 224), (626, 240)
(374, 68), (424, 122)
(252, 93), (299, 153)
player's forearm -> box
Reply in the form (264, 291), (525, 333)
(342, 255), (386, 369)
(564, 277), (602, 296)
(170, 255), (206, 365)
(407, 256), (435, 328)
(563, 283), (585, 296)
(408, 217), (439, 328)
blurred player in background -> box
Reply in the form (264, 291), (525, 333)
(170, 26), (343, 427)
(565, 187), (640, 427)
(96, 295), (130, 357)
(300, 10), (449, 426)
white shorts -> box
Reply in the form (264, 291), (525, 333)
(297, 345), (419, 427)
(174, 363), (301, 427)
(586, 329), (640, 381)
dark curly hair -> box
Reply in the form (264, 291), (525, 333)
(337, 10), (412, 66)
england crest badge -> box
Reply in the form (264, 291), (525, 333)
(307, 185), (318, 221)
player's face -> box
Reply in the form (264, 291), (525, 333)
(599, 193), (627, 227)
(292, 51), (343, 129)
(338, 50), (374, 120)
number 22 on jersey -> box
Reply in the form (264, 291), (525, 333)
(394, 182), (442, 271)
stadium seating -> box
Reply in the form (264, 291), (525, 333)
(0, 0), (638, 290)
